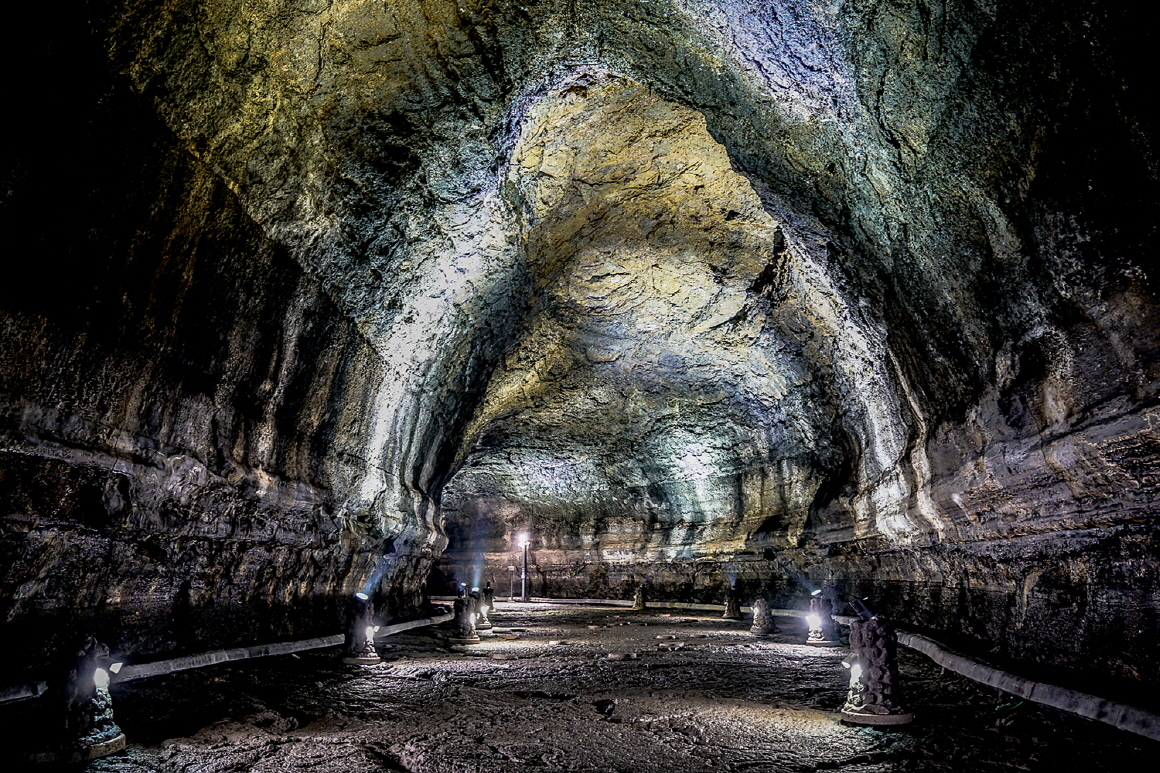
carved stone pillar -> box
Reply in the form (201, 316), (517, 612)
(450, 594), (481, 644)
(343, 593), (381, 665)
(750, 598), (779, 636)
(805, 593), (841, 647)
(841, 617), (913, 725)
(25, 636), (126, 764)
(722, 583), (742, 620)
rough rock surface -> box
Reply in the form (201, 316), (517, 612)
(1, 0), (1158, 695)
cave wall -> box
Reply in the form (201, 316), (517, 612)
(0, 10), (432, 680)
(0, 0), (1156, 690)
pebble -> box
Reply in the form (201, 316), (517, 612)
(606, 652), (639, 660)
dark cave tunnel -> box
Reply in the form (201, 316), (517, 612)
(1, 0), (1158, 768)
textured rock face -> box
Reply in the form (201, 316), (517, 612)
(2, 1), (1157, 690)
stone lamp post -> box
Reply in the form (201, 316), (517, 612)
(519, 535), (531, 602)
(750, 598), (779, 636)
(477, 582), (495, 630)
(722, 582), (742, 620)
(342, 592), (382, 665)
(840, 608), (913, 726)
(631, 583), (647, 611)
(805, 591), (841, 647)
(450, 593), (481, 644)
(27, 636), (127, 764)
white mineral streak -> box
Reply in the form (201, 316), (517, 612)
(344, 184), (518, 538)
(777, 230), (919, 540)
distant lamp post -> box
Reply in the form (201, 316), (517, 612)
(477, 582), (495, 630)
(508, 565), (516, 600)
(840, 600), (912, 726)
(450, 592), (482, 644)
(343, 592), (381, 665)
(519, 534), (531, 602)
(722, 581), (742, 620)
(805, 590), (840, 647)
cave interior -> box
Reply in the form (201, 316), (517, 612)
(1, 0), (1158, 767)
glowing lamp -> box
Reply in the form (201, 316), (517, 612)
(805, 593), (840, 647)
(848, 663), (863, 685)
(477, 582), (495, 630)
(109, 662), (123, 674)
(450, 594), (482, 644)
(519, 534), (532, 601)
(722, 582), (742, 620)
(47, 638), (127, 762)
(343, 594), (381, 665)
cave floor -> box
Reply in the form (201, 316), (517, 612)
(8, 604), (1155, 771)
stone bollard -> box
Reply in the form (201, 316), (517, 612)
(805, 593), (841, 647)
(477, 582), (495, 630)
(26, 636), (126, 764)
(750, 598), (779, 636)
(343, 593), (382, 665)
(722, 583), (742, 620)
(450, 594), (481, 644)
(631, 584), (647, 611)
(840, 616), (913, 725)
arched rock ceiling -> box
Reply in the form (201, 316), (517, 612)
(94, 0), (1156, 606)
(450, 73), (919, 557)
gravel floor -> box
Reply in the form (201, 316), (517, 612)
(4, 604), (1155, 771)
